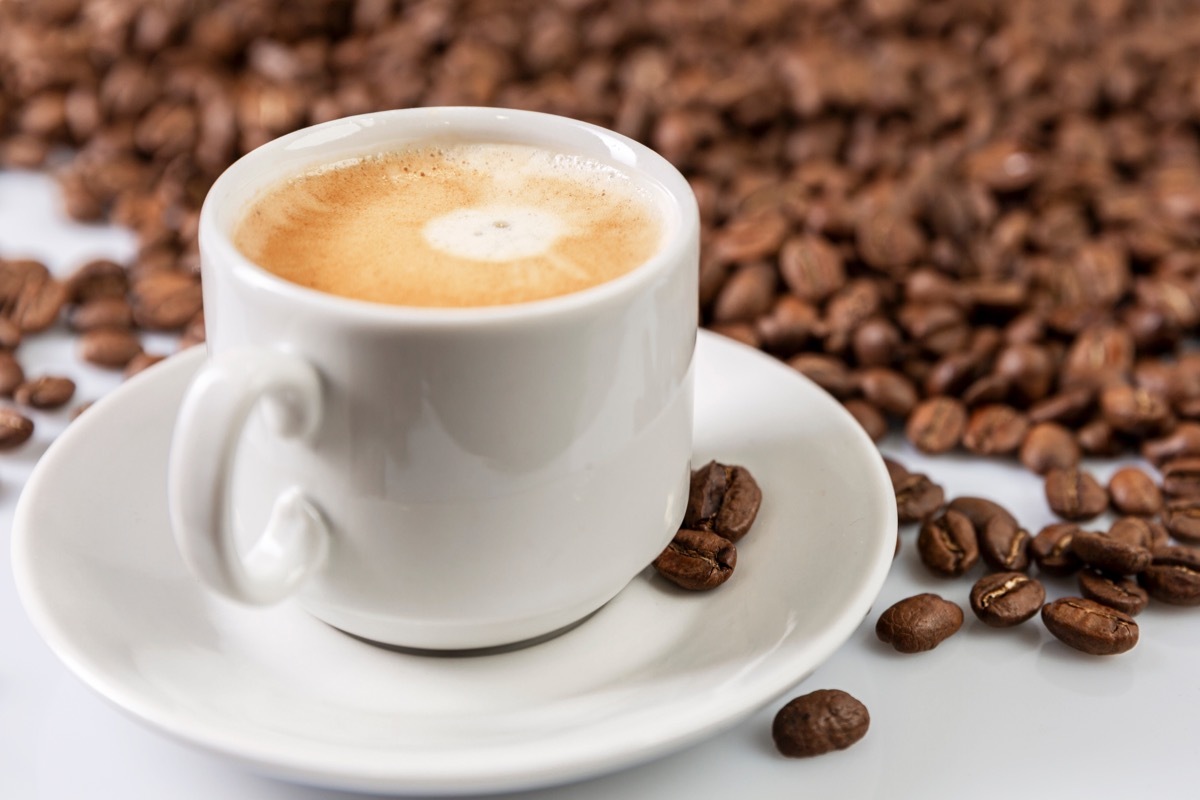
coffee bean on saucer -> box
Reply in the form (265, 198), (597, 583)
(652, 528), (737, 591)
(894, 472), (945, 524)
(0, 407), (34, 449)
(1041, 597), (1139, 655)
(1029, 523), (1085, 577)
(1162, 497), (1200, 544)
(1044, 467), (1109, 521)
(14, 374), (75, 409)
(917, 509), (978, 577)
(1070, 530), (1152, 575)
(876, 593), (963, 653)
(970, 572), (1045, 627)
(1138, 546), (1200, 606)
(683, 460), (762, 542)
(1078, 571), (1149, 616)
(772, 689), (869, 758)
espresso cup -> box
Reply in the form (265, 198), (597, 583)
(167, 107), (699, 650)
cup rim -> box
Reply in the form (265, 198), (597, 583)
(198, 106), (699, 326)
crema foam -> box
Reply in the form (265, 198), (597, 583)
(233, 142), (666, 308)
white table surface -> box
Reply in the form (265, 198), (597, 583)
(1, 170), (1194, 799)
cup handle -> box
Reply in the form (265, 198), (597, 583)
(168, 347), (328, 605)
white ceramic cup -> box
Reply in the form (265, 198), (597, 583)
(167, 107), (699, 650)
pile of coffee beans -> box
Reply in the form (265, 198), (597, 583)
(886, 456), (1199, 657)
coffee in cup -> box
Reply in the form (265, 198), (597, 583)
(232, 142), (666, 308)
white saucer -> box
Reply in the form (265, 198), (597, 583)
(11, 331), (895, 796)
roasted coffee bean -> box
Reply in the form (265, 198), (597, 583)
(923, 352), (980, 397)
(1029, 523), (1084, 577)
(961, 374), (1011, 408)
(844, 399), (887, 442)
(683, 461), (762, 542)
(0, 317), (21, 350)
(1107, 467), (1162, 516)
(851, 317), (902, 368)
(993, 343), (1054, 403)
(64, 258), (128, 304)
(0, 259), (65, 332)
(894, 472), (945, 524)
(772, 689), (869, 758)
(712, 262), (776, 323)
(652, 528), (737, 591)
(1138, 546), (1200, 606)
(905, 397), (967, 454)
(1078, 571), (1149, 616)
(789, 353), (856, 399)
(0, 351), (24, 397)
(1041, 597), (1139, 656)
(883, 458), (909, 485)
(1108, 516), (1161, 550)
(1045, 468), (1109, 521)
(1162, 497), (1200, 545)
(756, 296), (818, 354)
(1076, 419), (1123, 457)
(875, 593), (963, 654)
(79, 327), (142, 368)
(1028, 387), (1095, 426)
(917, 510), (979, 577)
(68, 297), (134, 331)
(0, 407), (34, 449)
(1070, 530), (1152, 575)
(14, 375), (75, 409)
(778, 234), (844, 304)
(1160, 458), (1200, 498)
(970, 572), (1045, 627)
(1100, 383), (1172, 435)
(857, 368), (917, 417)
(979, 522), (1031, 573)
(1142, 423), (1200, 466)
(129, 271), (202, 330)
(947, 496), (1018, 537)
(962, 404), (1029, 456)
(1063, 326), (1135, 385)
(1019, 422), (1081, 475)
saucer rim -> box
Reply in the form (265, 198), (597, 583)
(11, 332), (896, 794)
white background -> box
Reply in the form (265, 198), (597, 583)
(1, 170), (1195, 799)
